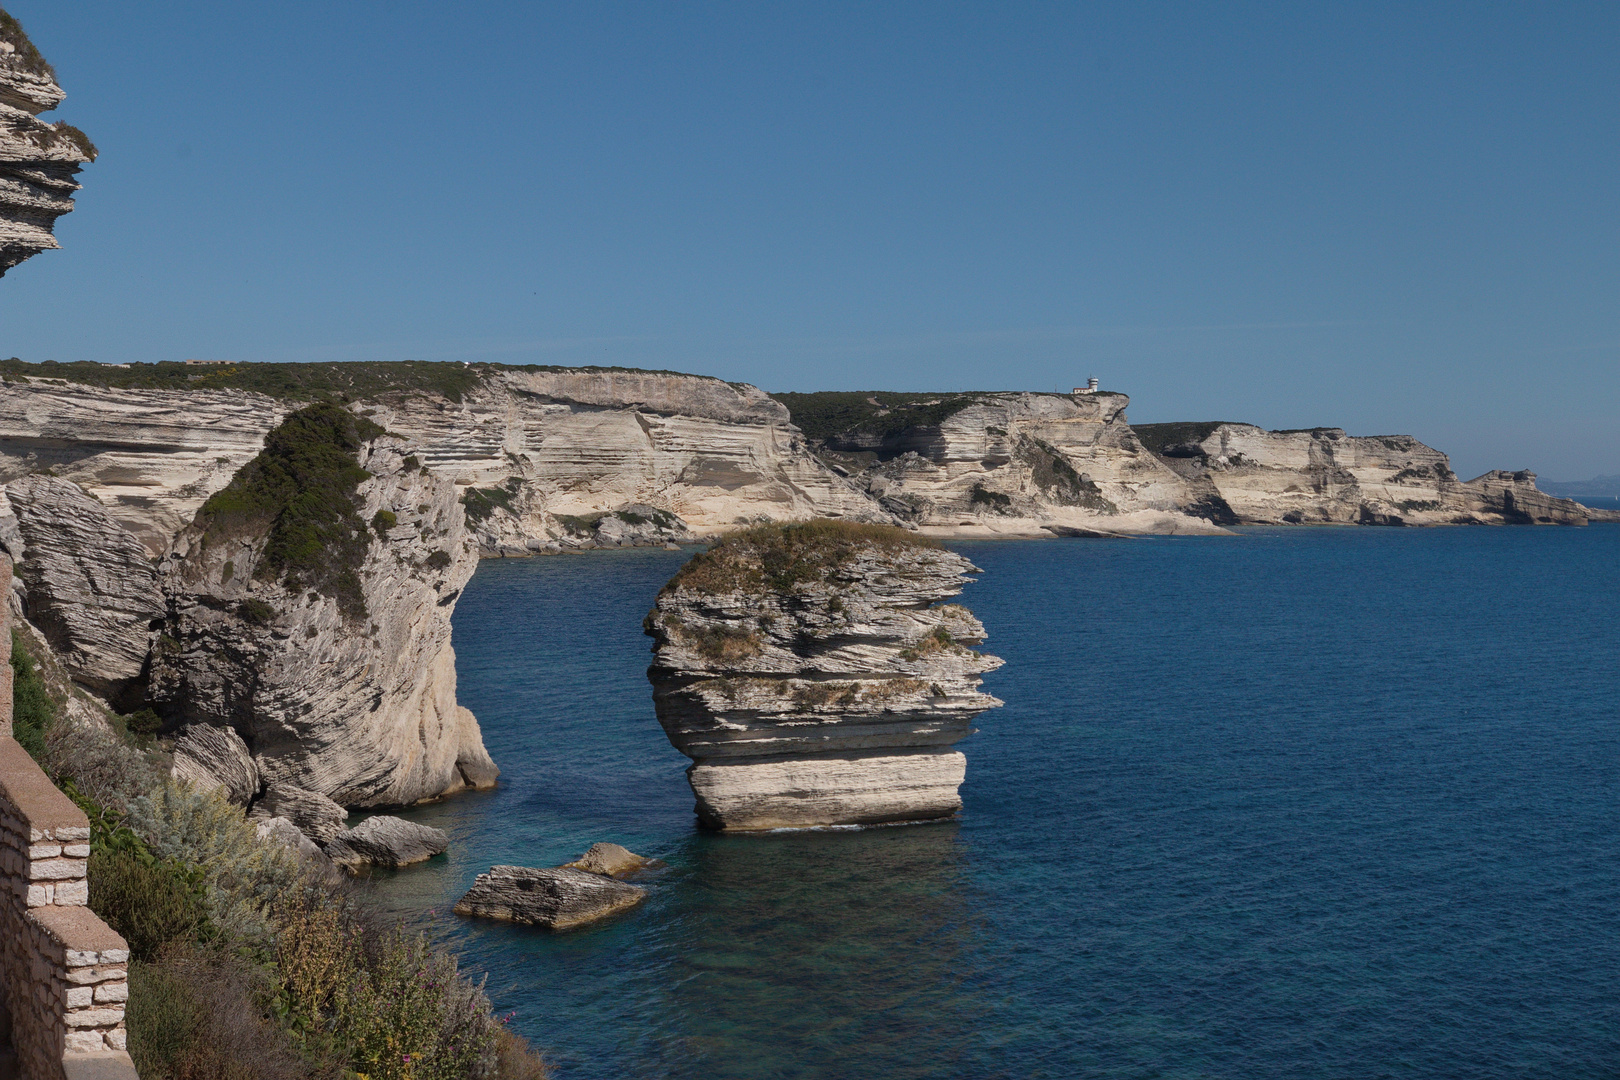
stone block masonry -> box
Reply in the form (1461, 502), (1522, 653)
(0, 557), (138, 1079)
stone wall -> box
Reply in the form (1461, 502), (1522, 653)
(0, 557), (137, 1078)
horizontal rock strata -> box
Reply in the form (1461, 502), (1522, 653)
(1133, 423), (1588, 526)
(646, 522), (1003, 830)
(0, 12), (94, 276)
(454, 865), (646, 930)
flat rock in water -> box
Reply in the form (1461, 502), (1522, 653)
(251, 782), (349, 844)
(324, 815), (449, 869)
(170, 724), (259, 806)
(454, 865), (646, 930)
(562, 842), (650, 879)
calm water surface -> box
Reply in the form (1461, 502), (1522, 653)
(368, 527), (1619, 1079)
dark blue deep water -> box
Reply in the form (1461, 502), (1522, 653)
(368, 527), (1620, 1079)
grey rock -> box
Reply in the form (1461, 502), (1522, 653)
(251, 783), (348, 845)
(170, 724), (259, 806)
(646, 526), (1004, 830)
(453, 865), (646, 930)
(5, 476), (164, 699)
(253, 815), (326, 863)
(562, 842), (650, 879)
(324, 815), (449, 869)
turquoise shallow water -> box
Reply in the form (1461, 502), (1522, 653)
(368, 526), (1620, 1079)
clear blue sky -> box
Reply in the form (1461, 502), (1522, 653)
(2, 2), (1615, 480)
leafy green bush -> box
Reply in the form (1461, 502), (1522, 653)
(969, 484), (1011, 510)
(10, 629), (55, 760)
(197, 403), (384, 622)
(422, 550), (452, 571)
(372, 509), (398, 534)
(237, 599), (277, 625)
(89, 847), (214, 963)
(461, 480), (522, 525)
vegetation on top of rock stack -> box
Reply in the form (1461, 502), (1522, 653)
(770, 391), (993, 443)
(196, 402), (384, 621)
(0, 8), (55, 78)
(665, 520), (937, 596)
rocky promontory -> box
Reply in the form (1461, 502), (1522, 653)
(645, 521), (1002, 830)
(0, 10), (94, 276)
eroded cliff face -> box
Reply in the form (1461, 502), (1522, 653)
(1133, 423), (1588, 526)
(0, 11), (94, 276)
(645, 523), (1002, 830)
(149, 416), (497, 807)
(809, 391), (1223, 537)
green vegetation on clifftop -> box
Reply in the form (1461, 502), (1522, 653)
(196, 402), (384, 621)
(664, 520), (937, 596)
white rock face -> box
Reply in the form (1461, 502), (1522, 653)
(817, 392), (1226, 538)
(646, 526), (1003, 830)
(170, 724), (259, 805)
(1135, 424), (1588, 526)
(0, 17), (94, 276)
(4, 475), (164, 699)
(149, 434), (498, 807)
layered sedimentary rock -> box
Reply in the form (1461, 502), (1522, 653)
(1134, 423), (1588, 526)
(454, 864), (647, 929)
(170, 724), (259, 806)
(802, 391), (1222, 537)
(1, 475), (164, 701)
(148, 409), (498, 806)
(0, 11), (94, 276)
(322, 816), (449, 869)
(645, 523), (1003, 830)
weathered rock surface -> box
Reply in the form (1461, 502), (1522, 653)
(169, 724), (259, 806)
(0, 13), (94, 276)
(562, 842), (650, 879)
(646, 523), (1003, 830)
(148, 422), (498, 807)
(1133, 424), (1588, 526)
(253, 815), (327, 864)
(323, 815), (449, 869)
(249, 783), (348, 845)
(453, 865), (646, 929)
(808, 391), (1224, 538)
(3, 475), (164, 700)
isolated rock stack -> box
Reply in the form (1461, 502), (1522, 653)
(645, 522), (1002, 830)
(0, 10), (95, 276)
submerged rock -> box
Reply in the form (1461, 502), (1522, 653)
(324, 815), (449, 869)
(453, 865), (646, 930)
(645, 521), (1003, 830)
(170, 724), (260, 806)
(250, 782), (348, 845)
(562, 842), (651, 879)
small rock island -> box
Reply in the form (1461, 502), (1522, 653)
(645, 521), (1003, 830)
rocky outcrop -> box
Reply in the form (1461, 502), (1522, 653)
(322, 816), (448, 869)
(253, 815), (327, 865)
(645, 522), (1003, 830)
(1134, 424), (1587, 526)
(248, 783), (348, 844)
(170, 724), (259, 806)
(803, 391), (1223, 538)
(561, 842), (650, 879)
(0, 11), (94, 277)
(1, 476), (164, 702)
(148, 405), (498, 807)
(454, 865), (647, 929)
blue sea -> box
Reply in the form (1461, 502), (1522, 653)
(367, 526), (1620, 1079)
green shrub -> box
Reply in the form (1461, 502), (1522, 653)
(422, 550), (452, 571)
(969, 483), (1011, 510)
(372, 509), (398, 535)
(402, 455), (421, 470)
(461, 480), (522, 525)
(10, 629), (55, 761)
(90, 847), (214, 962)
(125, 708), (164, 736)
(237, 598), (277, 625)
(197, 403), (384, 622)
